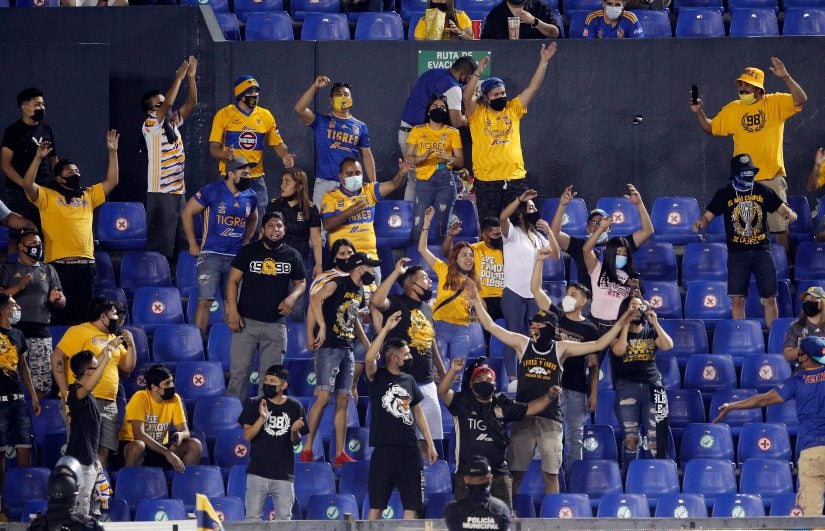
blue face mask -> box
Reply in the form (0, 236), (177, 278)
(615, 255), (628, 269)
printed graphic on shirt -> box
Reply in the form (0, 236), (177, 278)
(333, 294), (362, 340)
(741, 109), (767, 133)
(0, 332), (18, 374)
(381, 383), (414, 425)
(521, 355), (559, 381)
(622, 336), (656, 363)
(407, 308), (435, 352)
(263, 411), (292, 437)
(729, 193), (767, 245)
(142, 414), (171, 444)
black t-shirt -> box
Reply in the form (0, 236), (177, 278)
(516, 341), (562, 421)
(265, 199), (322, 257)
(706, 182), (783, 253)
(368, 367), (423, 448)
(611, 325), (661, 384)
(238, 396), (308, 481)
(481, 0), (560, 39)
(383, 294), (436, 384)
(320, 276), (365, 349)
(0, 326), (27, 395)
(447, 391), (527, 475)
(231, 240), (305, 323)
(1, 119), (56, 194)
(444, 493), (511, 531)
(66, 382), (101, 466)
(566, 236), (638, 292)
(556, 314), (600, 393)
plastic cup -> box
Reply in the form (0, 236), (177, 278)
(507, 17), (520, 39)
(472, 19), (482, 39)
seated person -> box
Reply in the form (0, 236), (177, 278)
(583, 0), (644, 38)
(414, 0), (473, 40)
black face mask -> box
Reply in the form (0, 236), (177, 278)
(524, 211), (540, 226)
(262, 384), (279, 399)
(361, 271), (376, 285)
(631, 309), (647, 326)
(235, 178), (252, 192)
(413, 282), (433, 301)
(161, 386), (176, 401)
(105, 316), (119, 335)
(401, 358), (414, 372)
(264, 235), (283, 250)
(32, 109), (45, 122)
(21, 243), (43, 262)
(335, 258), (350, 271)
(243, 95), (258, 108)
(62, 174), (81, 191)
(428, 1), (447, 10)
(803, 300), (822, 317)
(487, 237), (503, 249)
(488, 97), (507, 112)
(428, 108), (449, 124)
(466, 483), (491, 496)
(472, 381), (495, 399)
(282, 192), (298, 202)
(532, 324), (555, 349)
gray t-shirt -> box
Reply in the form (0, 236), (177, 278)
(784, 319), (825, 350)
(0, 260), (62, 335)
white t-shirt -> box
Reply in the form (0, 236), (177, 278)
(503, 226), (547, 298)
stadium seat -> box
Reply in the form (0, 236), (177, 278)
(233, 0), (284, 21)
(542, 281), (568, 306)
(174, 251), (198, 294)
(658, 319), (709, 360)
(206, 322), (232, 370)
(625, 459), (679, 508)
(564, 0), (601, 11)
(354, 12), (404, 39)
(737, 423), (791, 464)
(770, 243), (791, 281)
(405, 243), (439, 278)
(582, 424), (619, 461)
(542, 253), (566, 282)
(423, 460), (452, 504)
(300, 13), (350, 39)
(294, 462), (336, 512)
(650, 197), (700, 243)
(291, 0), (339, 18)
(632, 9), (673, 37)
(118, 324), (148, 367)
(285, 358), (316, 397)
(14, 0), (59, 6)
(633, 243), (678, 282)
(339, 460), (370, 506)
(399, 0), (427, 20)
(114, 466), (168, 510)
(684, 281), (731, 329)
(262, 496), (302, 520)
(712, 493), (765, 517)
(448, 199), (480, 241)
(712, 319), (765, 359)
(709, 389), (760, 435)
(96, 202), (148, 250)
(152, 324), (205, 365)
(21, 499), (47, 523)
(595, 197), (642, 237)
(425, 492), (453, 519)
(567, 10), (590, 38)
(373, 200), (413, 248)
(344, 426), (373, 461)
(539, 197), (589, 239)
(286, 319), (310, 358)
(132, 286), (184, 334)
(682, 243), (727, 285)
(2, 468), (49, 520)
(655, 493), (707, 517)
(511, 493), (536, 518)
(210, 496), (245, 521)
(135, 498), (187, 521)
(39, 432), (67, 469)
(516, 459), (550, 503)
(656, 355), (681, 389)
(783, 7), (825, 35)
(172, 465), (225, 511)
(679, 423), (734, 463)
(226, 464), (248, 500)
(95, 287), (129, 323)
(192, 395), (243, 438)
(787, 195), (814, 242)
(311, 395), (359, 443)
(93, 251), (116, 289)
(120, 251), (173, 296)
(682, 458), (736, 507)
(674, 0), (723, 10)
(306, 493), (359, 520)
(568, 460), (623, 507)
(684, 354), (737, 402)
(728, 0), (777, 10)
(769, 492), (803, 516)
(666, 389), (706, 437)
(729, 7), (778, 35)
(245, 11), (295, 40)
(175, 361), (227, 406)
(213, 427), (251, 468)
(594, 390), (621, 434)
(597, 493), (650, 517)
(702, 214), (726, 243)
(766, 317), (793, 354)
(766, 399), (798, 437)
(539, 493), (592, 518)
(180, 0), (229, 10)
(644, 281), (683, 319)
(598, 354), (613, 391)
(675, 8), (725, 36)
(363, 491), (403, 519)
(795, 241), (825, 280)
(739, 458), (793, 506)
(31, 399), (65, 446)
(740, 355), (791, 393)
(744, 280), (792, 326)
(186, 294), (225, 327)
(216, 12), (241, 39)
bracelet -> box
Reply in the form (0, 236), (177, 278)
(471, 73), (479, 78)
(531, 18), (540, 27)
(423, 228), (430, 231)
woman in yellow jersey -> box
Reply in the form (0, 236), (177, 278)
(413, 0), (473, 40)
(405, 95), (464, 244)
(419, 207), (478, 368)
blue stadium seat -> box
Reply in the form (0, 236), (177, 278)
(737, 423), (791, 464)
(175, 361), (227, 406)
(2, 468), (49, 520)
(216, 12), (241, 39)
(582, 424), (619, 461)
(740, 355), (791, 393)
(245, 11), (295, 40)
(766, 399), (798, 437)
(739, 458), (793, 507)
(39, 432), (67, 469)
(594, 390), (621, 434)
(234, 0), (284, 21)
(658, 319), (709, 359)
(210, 496), (245, 521)
(286, 319), (311, 358)
(712, 319), (765, 360)
(180, 0), (229, 9)
(152, 324), (205, 365)
(186, 294), (225, 327)
(684, 282), (731, 329)
(374, 201), (413, 248)
(766, 317), (793, 354)
(597, 493), (650, 518)
(516, 459), (549, 503)
(595, 197), (642, 237)
(769, 243), (791, 281)
(120, 324), (149, 367)
(114, 466), (168, 510)
(728, 0), (777, 10)
(214, 428), (251, 468)
(682, 243), (727, 285)
(542, 253), (566, 282)
(539, 493), (592, 518)
(795, 241), (825, 280)
(363, 491), (403, 519)
(425, 492), (453, 519)
(343, 426), (373, 461)
(405, 244), (439, 278)
(650, 197), (700, 243)
(32, 399), (65, 446)
(306, 493), (359, 520)
(262, 496), (302, 520)
(564, 0), (601, 11)
(729, 7), (778, 35)
(175, 251), (198, 294)
(675, 8), (725, 36)
(625, 459), (679, 509)
(192, 395), (243, 438)
(291, 0), (338, 18)
(132, 287), (185, 334)
(702, 214), (726, 243)
(666, 389), (706, 437)
(285, 358), (316, 397)
(95, 287), (129, 323)
(539, 197), (589, 239)
(456, 0), (498, 15)
(709, 389), (760, 435)
(568, 460), (623, 507)
(511, 493), (536, 518)
(632, 9), (673, 37)
(783, 7), (825, 34)
(135, 498), (187, 521)
(423, 460), (452, 504)
(645, 281), (683, 319)
(769, 492), (803, 516)
(226, 464), (248, 500)
(674, 0), (723, 10)
(712, 493), (765, 517)
(567, 10), (590, 38)
(355, 12), (404, 39)
(122, 362), (151, 397)
(311, 395), (358, 443)
(172, 465), (225, 511)
(96, 202), (148, 250)
(300, 13), (350, 39)
(684, 354), (736, 402)
(206, 322), (232, 370)
(21, 499), (47, 523)
(655, 493), (707, 517)
(50, 325), (70, 349)
(679, 423), (734, 463)
(14, 0), (59, 6)
(682, 458), (736, 508)
(120, 251), (173, 296)
(744, 280), (792, 327)
(787, 195), (814, 242)
(634, 243), (678, 282)
(542, 281), (567, 306)
(339, 460), (370, 506)
(94, 251), (116, 289)
(295, 462), (336, 512)
(448, 199), (480, 241)
(657, 355), (681, 389)
(598, 353), (613, 391)
(399, 0), (427, 20)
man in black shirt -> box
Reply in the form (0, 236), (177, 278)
(238, 364), (308, 521)
(693, 154), (797, 328)
(444, 455), (510, 531)
(365, 311), (438, 520)
(225, 211), (306, 399)
(481, 0), (560, 39)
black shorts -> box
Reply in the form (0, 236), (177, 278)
(115, 440), (173, 470)
(368, 445), (423, 512)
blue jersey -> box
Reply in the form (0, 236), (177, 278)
(194, 180), (258, 256)
(400, 68), (462, 127)
(583, 10), (644, 38)
(775, 365), (825, 453)
(310, 113), (371, 182)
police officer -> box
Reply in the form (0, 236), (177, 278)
(444, 455), (510, 531)
(27, 456), (104, 531)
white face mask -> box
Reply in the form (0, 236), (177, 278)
(561, 295), (578, 313)
(597, 231), (609, 244)
(605, 4), (623, 19)
(10, 309), (21, 325)
(344, 175), (363, 193)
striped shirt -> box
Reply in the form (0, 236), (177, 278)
(143, 113), (186, 194)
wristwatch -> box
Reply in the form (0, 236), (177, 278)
(531, 18), (540, 27)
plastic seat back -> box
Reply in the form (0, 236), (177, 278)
(645, 281), (683, 319)
(675, 7), (725, 36)
(114, 466), (168, 510)
(175, 361), (227, 406)
(152, 324), (205, 364)
(131, 287), (184, 333)
(634, 243), (678, 282)
(597, 493), (650, 517)
(192, 395), (243, 437)
(306, 493), (359, 520)
(632, 9), (673, 37)
(739, 458), (793, 505)
(655, 493), (708, 517)
(729, 7), (778, 35)
(666, 389), (706, 437)
(740, 354), (791, 393)
(679, 422), (734, 463)
(540, 197), (589, 239)
(373, 200), (413, 248)
(568, 459), (623, 505)
(783, 6), (825, 34)
(300, 13), (350, 39)
(595, 197), (642, 236)
(234, 0), (283, 21)
(210, 496), (245, 521)
(539, 493), (592, 518)
(712, 493), (765, 517)
(214, 427), (251, 468)
(96, 202), (148, 250)
(2, 468), (50, 520)
(354, 12), (404, 39)
(650, 197), (700, 243)
(171, 465), (225, 510)
(625, 459), (679, 507)
(709, 389), (761, 435)
(582, 424), (618, 461)
(245, 11), (295, 40)
(120, 251), (172, 295)
(684, 354), (737, 399)
(682, 459), (736, 507)
(794, 241), (825, 280)
(684, 282), (732, 328)
(682, 243), (728, 285)
(135, 498), (187, 521)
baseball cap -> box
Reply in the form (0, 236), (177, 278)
(343, 252), (381, 271)
(730, 154), (759, 179)
(736, 67), (765, 91)
(480, 77), (505, 95)
(466, 455), (492, 477)
(800, 336), (825, 364)
(234, 75), (260, 100)
(470, 365), (496, 382)
(588, 208), (609, 222)
(800, 286), (825, 301)
(265, 364), (289, 380)
(226, 156), (258, 173)
(531, 309), (558, 327)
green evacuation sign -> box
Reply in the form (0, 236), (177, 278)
(417, 50), (492, 77)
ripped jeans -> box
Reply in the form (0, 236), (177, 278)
(614, 378), (668, 471)
(411, 169), (456, 244)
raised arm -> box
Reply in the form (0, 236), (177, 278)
(582, 217), (610, 275)
(500, 189), (537, 237)
(441, 218), (461, 258)
(377, 158), (409, 198)
(178, 56), (199, 120)
(154, 59), (189, 127)
(550, 185), (574, 251)
(466, 279), (530, 358)
(558, 309), (633, 363)
(74, 346), (113, 401)
(101, 130), (120, 196)
(535, 219), (561, 260)
(22, 141), (52, 202)
(438, 357), (464, 407)
(647, 310), (674, 351)
(418, 207), (439, 268)
(531, 248), (554, 312)
(294, 75), (329, 125)
(462, 56), (489, 119)
(626, 184), (653, 248)
(689, 96), (713, 135)
(770, 56), (806, 108)
(370, 258), (409, 313)
(364, 311), (401, 381)
(518, 42), (557, 109)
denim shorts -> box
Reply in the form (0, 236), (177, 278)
(0, 398), (33, 449)
(727, 249), (777, 298)
(314, 347), (354, 394)
(197, 252), (235, 300)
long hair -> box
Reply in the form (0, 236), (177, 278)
(599, 236), (638, 286)
(281, 168), (311, 220)
(444, 241), (478, 291)
(508, 201), (539, 237)
(422, 94), (449, 124)
(327, 238), (356, 269)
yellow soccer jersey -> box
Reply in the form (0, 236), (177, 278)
(467, 96), (527, 182)
(406, 124), (463, 181)
(320, 183), (381, 258)
(209, 104), (284, 178)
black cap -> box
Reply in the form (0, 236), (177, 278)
(530, 309), (558, 327)
(467, 455), (492, 477)
(266, 364), (289, 380)
(342, 251), (381, 271)
(730, 154), (759, 178)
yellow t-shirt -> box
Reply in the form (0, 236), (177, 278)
(118, 389), (187, 443)
(432, 259), (472, 325)
(57, 322), (126, 402)
(471, 241), (504, 299)
(33, 184), (105, 263)
(406, 124), (463, 181)
(209, 104), (284, 178)
(413, 9), (472, 39)
(467, 97), (527, 182)
(320, 183), (381, 258)
(710, 93), (801, 180)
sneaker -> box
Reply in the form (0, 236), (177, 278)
(332, 452), (356, 468)
(300, 449), (314, 462)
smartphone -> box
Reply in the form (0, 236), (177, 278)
(691, 84), (699, 104)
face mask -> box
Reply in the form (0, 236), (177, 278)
(10, 309), (21, 325)
(561, 295), (578, 313)
(488, 237), (503, 250)
(282, 192), (298, 202)
(532, 323), (556, 349)
(106, 316), (119, 335)
(161, 386), (176, 401)
(32, 109), (45, 122)
(335, 257), (350, 271)
(524, 211), (540, 226)
(332, 96), (353, 111)
(235, 177), (252, 192)
(739, 91), (756, 105)
(803, 300), (822, 317)
(21, 243), (43, 262)
(428, 1), (448, 10)
(509, 0), (527, 6)
(413, 282), (433, 301)
(631, 309), (646, 326)
(472, 380), (495, 399)
(604, 5), (623, 19)
(428, 108), (449, 124)
(360, 271), (376, 285)
(401, 358), (414, 372)
(344, 175), (363, 193)
(732, 172), (755, 192)
(62, 174), (81, 190)
(243, 95), (258, 108)
(264, 235), (283, 249)
(597, 231), (609, 244)
(466, 483), (491, 496)
(262, 384), (279, 399)
(488, 97), (507, 112)
(615, 255), (628, 269)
